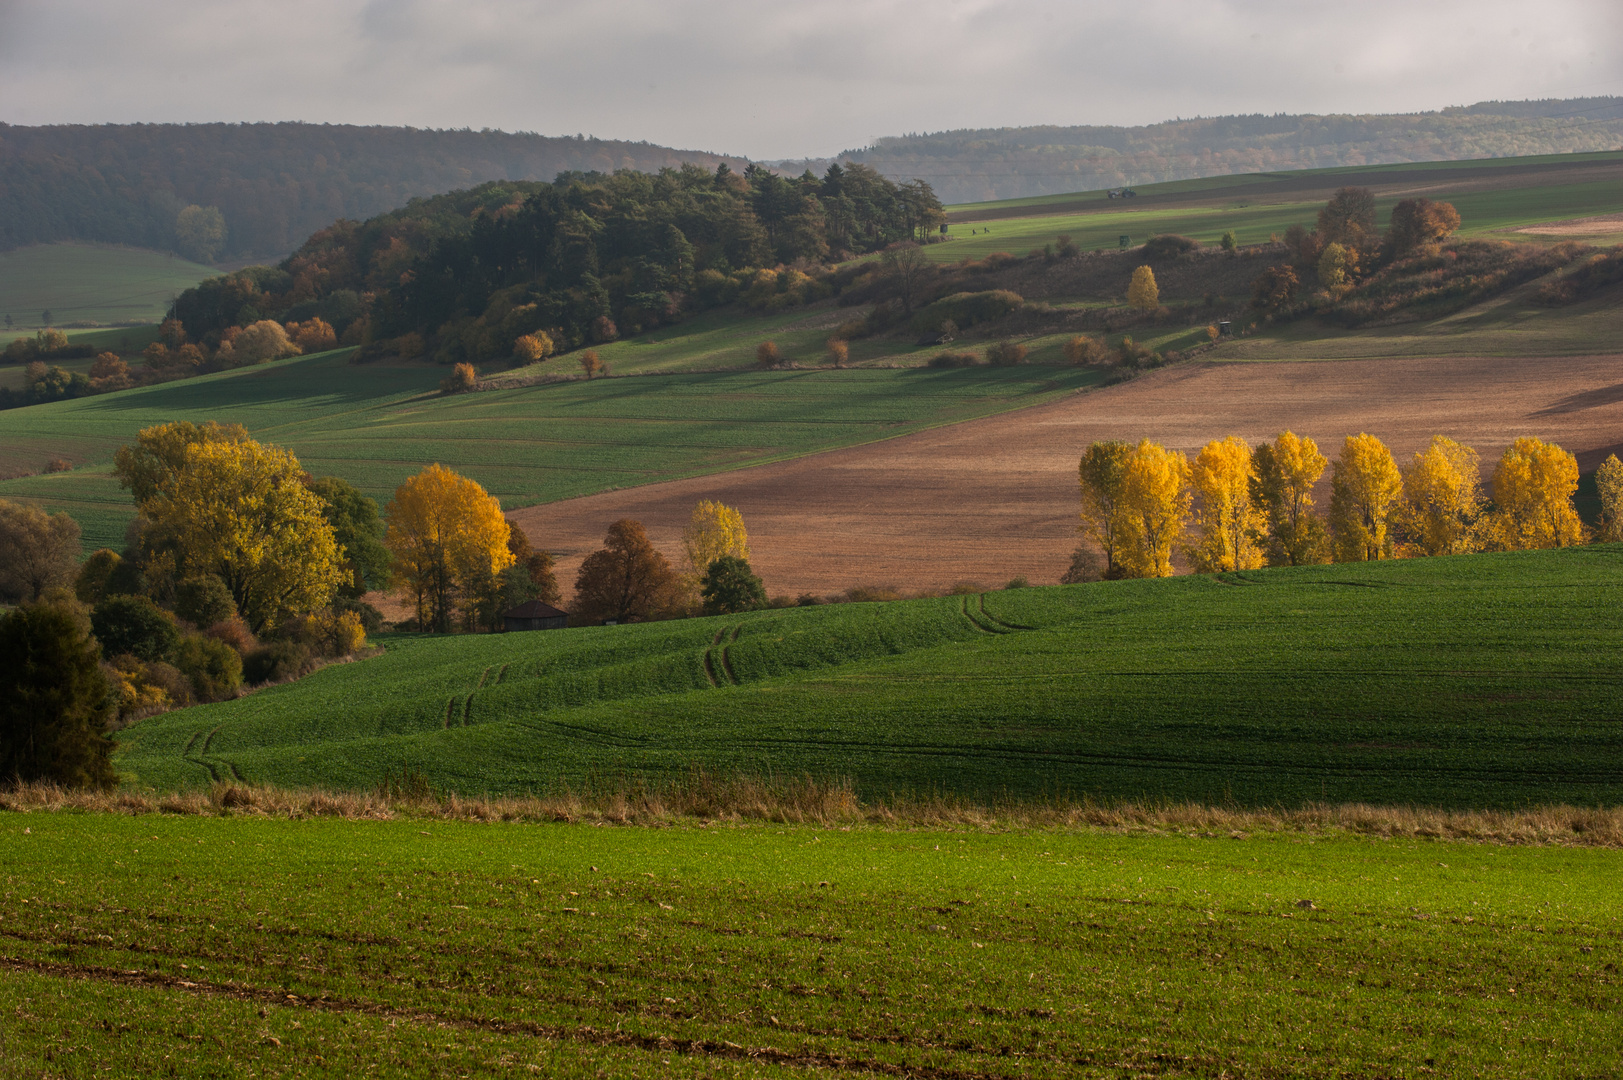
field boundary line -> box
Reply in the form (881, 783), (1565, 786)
(0, 955), (1009, 1080)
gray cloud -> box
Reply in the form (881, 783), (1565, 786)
(0, 0), (1617, 158)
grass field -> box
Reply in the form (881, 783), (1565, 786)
(3, 811), (1621, 1078)
(114, 546), (1623, 807)
(0, 348), (1099, 550)
(937, 153), (1623, 261)
(0, 244), (216, 330)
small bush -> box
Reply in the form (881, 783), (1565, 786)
(1141, 235), (1201, 261)
(825, 339), (849, 367)
(755, 341), (781, 368)
(206, 616), (258, 655)
(1060, 545), (1104, 584)
(141, 661), (194, 708)
(1117, 336), (1162, 369)
(833, 318), (868, 340)
(243, 641), (311, 685)
(928, 352), (981, 369)
(985, 340), (1028, 366)
(91, 595), (179, 663)
(174, 575), (236, 628)
(1063, 334), (1109, 365)
(1004, 576), (1029, 590)
(172, 633), (243, 703)
(439, 363), (477, 395)
(910, 290), (1023, 334)
(44, 458), (72, 473)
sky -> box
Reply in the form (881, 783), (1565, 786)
(0, 0), (1619, 160)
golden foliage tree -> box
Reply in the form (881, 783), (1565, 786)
(1329, 433), (1404, 562)
(290, 318), (337, 353)
(682, 500), (750, 577)
(578, 350), (603, 379)
(1252, 431), (1329, 566)
(513, 332), (554, 363)
(572, 519), (679, 625)
(1487, 437), (1584, 550)
(1387, 198), (1461, 256)
(1118, 440), (1191, 579)
(1078, 441), (1135, 579)
(385, 464), (515, 632)
(1596, 454), (1623, 543)
(1316, 242), (1358, 295)
(825, 338), (849, 368)
(1063, 334), (1108, 365)
(143, 438), (345, 632)
(1397, 436), (1483, 556)
(1126, 265), (1160, 312)
(113, 421), (250, 505)
(1188, 436), (1264, 573)
(220, 320), (299, 365)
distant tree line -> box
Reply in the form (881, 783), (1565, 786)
(164, 164), (943, 366)
(0, 122), (754, 261)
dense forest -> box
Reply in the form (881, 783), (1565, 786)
(0, 123), (749, 261)
(788, 98), (1623, 203)
(168, 163), (943, 363)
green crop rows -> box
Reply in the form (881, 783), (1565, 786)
(0, 243), (216, 330)
(3, 813), (1621, 1078)
(0, 350), (1096, 550)
(116, 546), (1623, 808)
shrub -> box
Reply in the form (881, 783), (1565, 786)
(332, 597), (384, 635)
(174, 574), (237, 628)
(44, 457), (72, 473)
(173, 633), (243, 703)
(206, 616), (258, 655)
(755, 341), (781, 368)
(513, 331), (554, 363)
(928, 352), (981, 369)
(1004, 576), (1029, 589)
(439, 362), (477, 395)
(220, 320), (299, 365)
(141, 661), (194, 707)
(985, 340), (1028, 366)
(0, 603), (117, 789)
(825, 339), (849, 367)
(1063, 334), (1109, 365)
(833, 318), (868, 340)
(291, 318), (338, 353)
(243, 641), (311, 685)
(1060, 545), (1104, 584)
(589, 315), (619, 343)
(578, 350), (602, 379)
(75, 549), (122, 605)
(1141, 235), (1201, 261)
(910, 291), (1023, 334)
(1117, 336), (1162, 369)
(1055, 234), (1079, 259)
(91, 595), (179, 663)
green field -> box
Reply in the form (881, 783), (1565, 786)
(0, 348), (1099, 550)
(0, 243), (216, 330)
(938, 153), (1623, 261)
(3, 811), (1621, 1078)
(114, 546), (1623, 807)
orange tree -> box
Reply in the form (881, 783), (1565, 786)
(384, 464), (514, 632)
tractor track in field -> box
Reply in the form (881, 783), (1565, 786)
(0, 954), (1020, 1080)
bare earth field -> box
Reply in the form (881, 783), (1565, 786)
(511, 354), (1623, 599)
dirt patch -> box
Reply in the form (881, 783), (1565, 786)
(509, 354), (1623, 600)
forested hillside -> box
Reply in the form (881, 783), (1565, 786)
(797, 98), (1623, 203)
(0, 123), (750, 261)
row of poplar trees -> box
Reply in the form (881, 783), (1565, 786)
(1079, 432), (1618, 579)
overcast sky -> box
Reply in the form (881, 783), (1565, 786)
(1, 0), (1618, 160)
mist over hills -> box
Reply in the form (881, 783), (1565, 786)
(785, 97), (1623, 204)
(0, 99), (1618, 265)
(0, 123), (749, 262)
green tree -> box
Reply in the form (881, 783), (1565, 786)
(175, 205), (227, 263)
(1078, 442), (1135, 579)
(173, 574), (238, 627)
(1596, 454), (1623, 542)
(0, 603), (116, 789)
(74, 549), (122, 605)
(309, 476), (392, 598)
(91, 595), (180, 662)
(701, 555), (767, 615)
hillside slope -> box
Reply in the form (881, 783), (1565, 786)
(116, 548), (1623, 808)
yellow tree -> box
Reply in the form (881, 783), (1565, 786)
(1126, 265), (1159, 312)
(682, 500), (750, 577)
(385, 464), (515, 632)
(1078, 441), (1134, 578)
(1487, 437), (1584, 550)
(1252, 431), (1329, 566)
(1118, 440), (1191, 579)
(114, 420), (250, 504)
(1188, 436), (1264, 572)
(1316, 243), (1358, 295)
(1596, 454), (1623, 542)
(144, 438), (345, 632)
(1329, 433), (1403, 562)
(1397, 436), (1483, 556)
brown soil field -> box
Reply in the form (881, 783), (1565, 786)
(510, 355), (1623, 601)
(1517, 212), (1623, 236)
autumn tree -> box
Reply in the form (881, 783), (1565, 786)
(218, 320), (299, 365)
(826, 338), (849, 368)
(1251, 265), (1299, 312)
(1316, 243), (1358, 295)
(1397, 436), (1483, 556)
(1188, 436), (1264, 573)
(1117, 440), (1191, 578)
(1387, 198), (1461, 257)
(1486, 437), (1584, 550)
(1317, 187), (1377, 249)
(143, 438), (347, 633)
(113, 420), (250, 504)
(0, 499), (82, 602)
(579, 349), (603, 379)
(384, 464), (515, 632)
(0, 602), (116, 790)
(572, 519), (678, 625)
(1127, 265), (1160, 312)
(291, 318), (337, 353)
(683, 500), (750, 578)
(1252, 431), (1329, 566)
(755, 341), (781, 368)
(513, 332), (554, 363)
(1596, 454), (1623, 543)
(1063, 334), (1108, 365)
(1329, 433), (1404, 562)
(880, 242), (931, 314)
(1078, 441), (1135, 578)
(439, 363), (477, 395)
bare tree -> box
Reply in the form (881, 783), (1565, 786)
(880, 242), (931, 315)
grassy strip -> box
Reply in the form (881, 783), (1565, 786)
(2, 810), (1621, 1078)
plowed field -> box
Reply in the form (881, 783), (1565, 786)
(513, 354), (1623, 598)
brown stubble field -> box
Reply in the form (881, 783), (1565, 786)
(511, 353), (1623, 600)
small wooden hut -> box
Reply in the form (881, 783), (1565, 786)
(502, 600), (570, 632)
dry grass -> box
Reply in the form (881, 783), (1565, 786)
(1, 773), (1620, 846)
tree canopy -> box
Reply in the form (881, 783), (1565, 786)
(384, 464), (514, 632)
